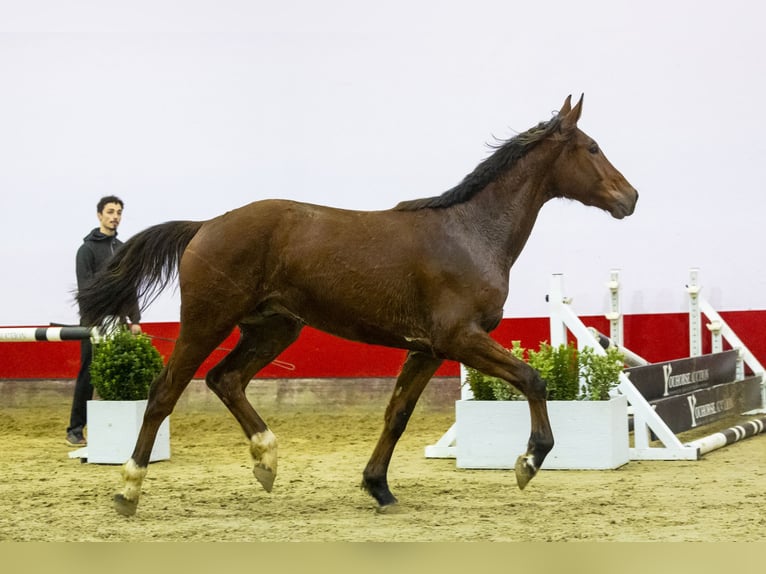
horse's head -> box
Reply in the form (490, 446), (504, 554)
(548, 95), (638, 219)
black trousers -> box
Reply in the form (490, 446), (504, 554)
(67, 337), (93, 434)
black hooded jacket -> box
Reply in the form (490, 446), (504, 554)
(76, 228), (141, 323)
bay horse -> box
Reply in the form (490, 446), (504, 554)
(77, 95), (638, 516)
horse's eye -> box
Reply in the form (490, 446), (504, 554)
(588, 143), (599, 155)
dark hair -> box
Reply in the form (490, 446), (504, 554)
(394, 116), (562, 211)
(97, 195), (124, 213)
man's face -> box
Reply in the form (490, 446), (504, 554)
(98, 202), (123, 235)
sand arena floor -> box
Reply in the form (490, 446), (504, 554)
(0, 377), (764, 542)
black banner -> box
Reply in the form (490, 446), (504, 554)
(625, 350), (738, 402)
(650, 376), (763, 434)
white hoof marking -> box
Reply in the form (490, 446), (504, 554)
(120, 458), (147, 502)
(250, 429), (278, 473)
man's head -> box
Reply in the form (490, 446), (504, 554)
(96, 195), (124, 236)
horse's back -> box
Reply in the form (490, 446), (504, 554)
(177, 198), (399, 286)
(190, 198), (418, 259)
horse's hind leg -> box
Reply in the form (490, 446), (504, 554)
(114, 326), (234, 517)
(205, 314), (302, 493)
(362, 351), (443, 509)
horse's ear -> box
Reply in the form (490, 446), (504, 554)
(559, 94), (584, 133)
(558, 95), (573, 117)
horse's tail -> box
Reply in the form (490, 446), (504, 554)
(77, 220), (204, 327)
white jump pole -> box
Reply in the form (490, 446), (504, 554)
(0, 326), (96, 342)
(0, 318), (120, 343)
(685, 415), (766, 455)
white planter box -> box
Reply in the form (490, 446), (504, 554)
(86, 399), (170, 464)
(455, 395), (628, 470)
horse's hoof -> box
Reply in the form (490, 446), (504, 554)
(113, 493), (138, 517)
(376, 502), (404, 515)
(514, 454), (538, 490)
(253, 463), (276, 493)
(361, 479), (398, 508)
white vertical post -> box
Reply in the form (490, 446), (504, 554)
(735, 349), (745, 383)
(460, 363), (474, 400)
(632, 410), (650, 451)
(687, 268), (702, 357)
(548, 273), (568, 347)
(706, 320), (723, 354)
(606, 269), (623, 346)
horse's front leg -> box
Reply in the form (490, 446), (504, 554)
(513, 381), (552, 489)
(451, 330), (554, 489)
(362, 352), (442, 510)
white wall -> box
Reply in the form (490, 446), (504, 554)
(2, 0), (765, 325)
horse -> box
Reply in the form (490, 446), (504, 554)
(77, 95), (638, 516)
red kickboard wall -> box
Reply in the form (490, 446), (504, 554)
(1, 311), (765, 380)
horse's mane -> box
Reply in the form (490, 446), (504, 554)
(393, 114), (563, 211)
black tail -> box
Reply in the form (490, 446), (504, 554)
(77, 220), (204, 327)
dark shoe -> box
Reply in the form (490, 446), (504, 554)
(66, 431), (86, 446)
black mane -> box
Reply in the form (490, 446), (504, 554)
(393, 115), (563, 211)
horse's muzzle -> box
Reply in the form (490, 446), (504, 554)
(610, 188), (638, 219)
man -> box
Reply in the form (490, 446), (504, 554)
(66, 196), (142, 446)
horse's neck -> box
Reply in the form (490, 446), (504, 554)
(460, 162), (551, 271)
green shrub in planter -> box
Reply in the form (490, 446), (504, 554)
(465, 340), (624, 401)
(577, 346), (626, 400)
(90, 328), (164, 401)
(528, 341), (580, 400)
